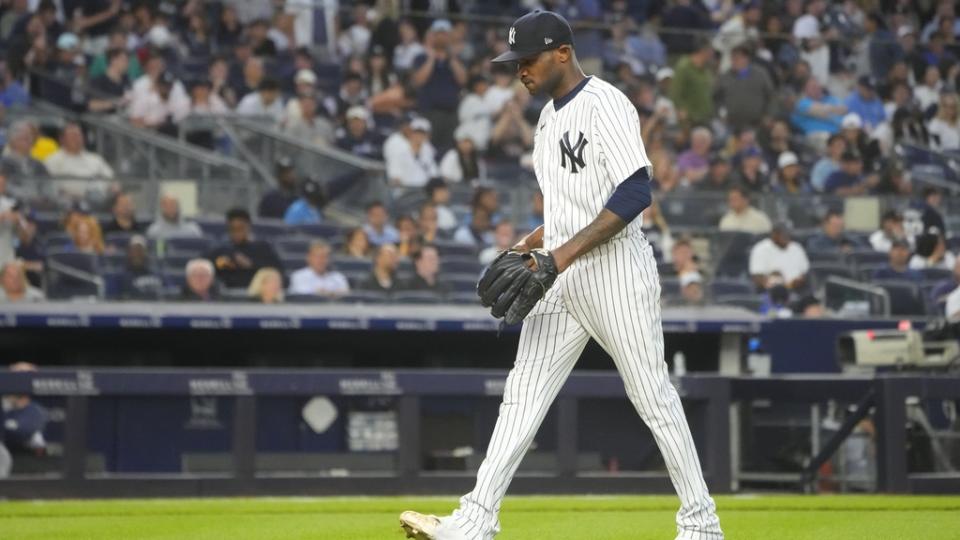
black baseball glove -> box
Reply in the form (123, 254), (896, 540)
(477, 249), (558, 325)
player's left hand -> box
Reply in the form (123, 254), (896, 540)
(477, 249), (558, 325)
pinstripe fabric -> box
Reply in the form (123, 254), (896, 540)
(445, 77), (722, 540)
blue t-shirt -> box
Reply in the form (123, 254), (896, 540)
(283, 198), (322, 225)
(823, 170), (861, 194)
(791, 96), (843, 135)
(844, 93), (885, 130)
(412, 54), (462, 111)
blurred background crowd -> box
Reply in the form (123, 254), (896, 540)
(0, 0), (957, 320)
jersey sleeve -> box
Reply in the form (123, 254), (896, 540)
(592, 92), (652, 184)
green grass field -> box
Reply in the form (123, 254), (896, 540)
(0, 494), (957, 539)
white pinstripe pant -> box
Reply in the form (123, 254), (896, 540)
(447, 239), (723, 540)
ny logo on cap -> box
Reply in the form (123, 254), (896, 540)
(508, 26), (516, 46)
(545, 37), (553, 45)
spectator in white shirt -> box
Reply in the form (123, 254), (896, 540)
(946, 285), (960, 319)
(718, 186), (772, 234)
(283, 93), (334, 146)
(928, 91), (960, 151)
(453, 206), (494, 247)
(188, 79), (229, 114)
(128, 71), (190, 130)
(914, 65), (942, 112)
(869, 210), (907, 253)
(236, 78), (284, 123)
(393, 18), (426, 72)
(749, 223), (810, 290)
(146, 195), (203, 239)
(439, 127), (483, 184)
(43, 123), (114, 179)
(383, 116), (437, 188)
(425, 177), (457, 232)
(457, 75), (496, 150)
(288, 240), (350, 297)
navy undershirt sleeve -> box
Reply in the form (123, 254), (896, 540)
(603, 166), (652, 223)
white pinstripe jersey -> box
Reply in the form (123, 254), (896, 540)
(532, 76), (653, 250)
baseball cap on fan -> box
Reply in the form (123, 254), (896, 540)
(491, 10), (574, 63)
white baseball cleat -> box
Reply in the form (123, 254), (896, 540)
(400, 510), (441, 539)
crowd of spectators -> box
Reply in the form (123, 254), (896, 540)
(0, 1), (956, 318)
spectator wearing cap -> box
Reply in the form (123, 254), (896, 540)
(146, 194), (203, 240)
(732, 146), (768, 192)
(284, 69), (326, 126)
(701, 154), (734, 192)
(670, 38), (714, 125)
(120, 235), (162, 300)
(335, 106), (382, 160)
(180, 258), (220, 301)
(289, 240), (349, 297)
(257, 158), (298, 219)
(676, 127), (712, 187)
(869, 210), (907, 252)
(719, 186), (772, 234)
(678, 270), (706, 307)
(749, 224), (810, 290)
(87, 48), (130, 113)
(807, 210), (860, 254)
(440, 127), (483, 184)
(823, 152), (879, 196)
(394, 18), (426, 72)
(207, 208), (282, 289)
(771, 152), (809, 194)
(654, 68), (678, 126)
(283, 179), (326, 225)
(810, 134), (847, 192)
(41, 32), (85, 110)
(362, 201), (400, 246)
(0, 262), (44, 302)
(928, 92), (960, 151)
(873, 239), (922, 280)
(411, 19), (467, 148)
(791, 77), (845, 141)
(458, 75), (496, 151)
(844, 77), (885, 133)
(103, 192), (143, 234)
(714, 45), (776, 131)
(384, 116), (438, 188)
(188, 79), (229, 114)
(237, 78), (284, 123)
(910, 231), (956, 271)
(284, 93), (334, 146)
(44, 123), (114, 179)
(129, 70), (190, 132)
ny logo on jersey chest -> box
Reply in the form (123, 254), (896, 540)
(559, 131), (588, 173)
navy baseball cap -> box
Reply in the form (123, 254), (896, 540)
(491, 10), (574, 63)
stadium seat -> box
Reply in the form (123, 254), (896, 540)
(162, 269), (186, 290)
(43, 232), (73, 250)
(948, 236), (960, 253)
(162, 254), (194, 272)
(809, 263), (855, 286)
(196, 219), (226, 238)
(660, 277), (680, 297)
(331, 257), (371, 273)
(45, 251), (102, 299)
(104, 232), (134, 251)
(165, 237), (211, 257)
(714, 293), (764, 312)
(277, 238), (312, 257)
(449, 291), (481, 305)
(281, 256), (304, 273)
(339, 290), (389, 304)
(441, 258), (482, 275)
(440, 275), (478, 293)
(287, 294), (331, 304)
(434, 241), (478, 258)
(297, 223), (342, 239)
(807, 251), (846, 265)
(101, 252), (127, 271)
(919, 268), (952, 282)
(873, 280), (925, 316)
(858, 263), (890, 281)
(252, 221), (288, 239)
(710, 279), (754, 297)
(392, 291), (444, 304)
(712, 232), (755, 278)
(849, 250), (888, 268)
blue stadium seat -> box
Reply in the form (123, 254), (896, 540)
(441, 258), (482, 275)
(807, 251), (846, 265)
(714, 294), (764, 312)
(165, 237), (211, 256)
(858, 263), (889, 281)
(434, 241), (478, 258)
(252, 221), (288, 239)
(277, 238), (312, 257)
(297, 223), (342, 239)
(392, 290), (444, 304)
(449, 291), (481, 305)
(948, 236), (960, 253)
(104, 232), (134, 251)
(287, 294), (330, 304)
(712, 232), (755, 278)
(710, 279), (754, 297)
(849, 250), (888, 268)
(331, 256), (371, 273)
(162, 269), (186, 290)
(102, 270), (126, 300)
(339, 290), (389, 304)
(101, 252), (127, 271)
(440, 275), (477, 293)
(282, 256), (304, 273)
(45, 251), (101, 299)
(873, 280), (925, 316)
(809, 263), (855, 286)
(43, 232), (73, 250)
(162, 254), (194, 272)
(919, 268), (952, 282)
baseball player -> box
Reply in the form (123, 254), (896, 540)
(401, 10), (723, 540)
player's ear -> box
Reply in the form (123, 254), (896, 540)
(556, 45), (572, 64)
